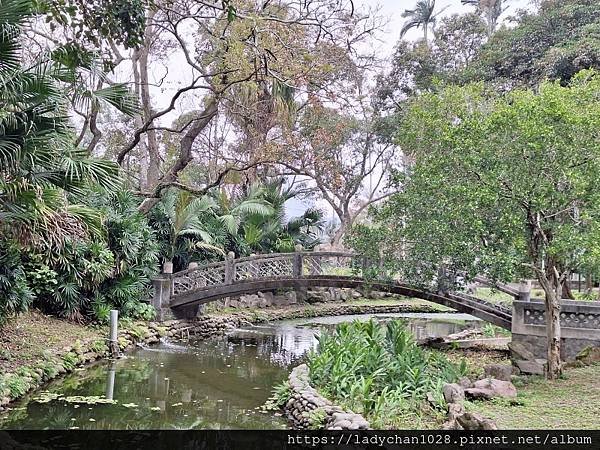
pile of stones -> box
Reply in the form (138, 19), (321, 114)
(284, 364), (370, 430)
(442, 364), (517, 430)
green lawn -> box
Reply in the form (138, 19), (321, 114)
(466, 364), (600, 429)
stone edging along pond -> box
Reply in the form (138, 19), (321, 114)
(0, 301), (444, 414)
(284, 364), (370, 430)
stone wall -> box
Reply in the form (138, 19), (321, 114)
(214, 288), (397, 310)
(284, 364), (370, 430)
(511, 300), (600, 361)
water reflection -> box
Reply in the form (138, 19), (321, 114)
(0, 312), (480, 430)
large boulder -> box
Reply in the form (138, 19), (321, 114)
(484, 364), (513, 382)
(465, 378), (517, 400)
(508, 341), (536, 361)
(515, 359), (545, 375)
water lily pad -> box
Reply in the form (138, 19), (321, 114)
(32, 393), (60, 404)
(62, 396), (116, 405)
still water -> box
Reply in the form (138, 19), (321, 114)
(0, 313), (480, 429)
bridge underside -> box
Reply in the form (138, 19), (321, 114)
(169, 275), (512, 330)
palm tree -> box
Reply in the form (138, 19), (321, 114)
(231, 179), (325, 254)
(400, 0), (448, 44)
(214, 185), (274, 238)
(153, 190), (226, 271)
(0, 0), (135, 248)
(461, 0), (506, 36)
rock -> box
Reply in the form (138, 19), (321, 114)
(484, 364), (513, 382)
(443, 383), (465, 404)
(442, 419), (462, 430)
(458, 377), (473, 389)
(515, 359), (545, 375)
(335, 419), (352, 429)
(258, 291), (274, 306)
(447, 402), (464, 420)
(285, 291), (298, 304)
(575, 346), (600, 366)
(508, 341), (536, 361)
(465, 378), (517, 400)
(456, 412), (498, 430)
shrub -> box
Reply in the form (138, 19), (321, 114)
(263, 381), (292, 411)
(0, 239), (34, 322)
(307, 319), (468, 428)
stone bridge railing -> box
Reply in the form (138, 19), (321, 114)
(151, 249), (519, 324)
(169, 250), (375, 298)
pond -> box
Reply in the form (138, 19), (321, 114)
(0, 312), (481, 430)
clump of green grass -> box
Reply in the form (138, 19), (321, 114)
(307, 319), (468, 428)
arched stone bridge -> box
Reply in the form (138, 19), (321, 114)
(152, 251), (514, 329)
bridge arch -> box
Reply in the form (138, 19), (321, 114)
(152, 251), (513, 329)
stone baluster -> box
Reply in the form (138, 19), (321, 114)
(151, 276), (173, 321)
(293, 244), (303, 277)
(225, 251), (235, 284)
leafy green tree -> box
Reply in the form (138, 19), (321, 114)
(464, 0), (600, 86)
(375, 12), (487, 122)
(379, 70), (600, 378)
(0, 0), (147, 322)
(36, 0), (147, 51)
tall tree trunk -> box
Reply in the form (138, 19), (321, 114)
(331, 221), (347, 248)
(562, 278), (575, 300)
(139, 46), (160, 189)
(138, 10), (160, 189)
(538, 266), (563, 380)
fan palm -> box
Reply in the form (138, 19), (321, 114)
(215, 185), (274, 237)
(400, 0), (448, 44)
(0, 0), (132, 247)
(230, 179), (325, 254)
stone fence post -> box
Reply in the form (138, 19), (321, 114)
(293, 244), (304, 277)
(224, 251), (235, 284)
(518, 279), (531, 302)
(152, 276), (172, 322)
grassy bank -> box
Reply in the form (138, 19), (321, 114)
(0, 311), (103, 374)
(466, 364), (600, 429)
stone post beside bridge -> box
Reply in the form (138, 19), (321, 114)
(151, 275), (173, 322)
